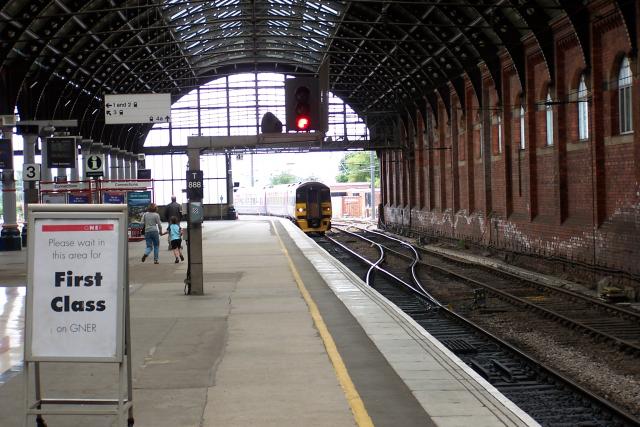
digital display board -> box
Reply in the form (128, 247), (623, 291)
(0, 139), (13, 169)
(137, 169), (151, 179)
(47, 137), (77, 169)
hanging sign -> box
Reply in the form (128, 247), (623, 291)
(104, 93), (171, 124)
(25, 205), (127, 361)
(47, 137), (77, 169)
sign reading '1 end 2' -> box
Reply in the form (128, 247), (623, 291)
(104, 93), (171, 124)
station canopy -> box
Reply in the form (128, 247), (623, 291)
(0, 0), (621, 152)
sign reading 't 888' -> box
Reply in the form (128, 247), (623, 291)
(186, 170), (203, 201)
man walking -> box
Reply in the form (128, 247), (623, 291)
(165, 196), (182, 249)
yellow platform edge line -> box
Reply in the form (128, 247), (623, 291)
(272, 221), (374, 427)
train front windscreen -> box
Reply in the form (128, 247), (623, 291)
(297, 186), (330, 227)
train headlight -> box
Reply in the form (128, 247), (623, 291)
(297, 208), (305, 213)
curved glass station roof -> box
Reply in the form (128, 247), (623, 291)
(0, 0), (612, 152)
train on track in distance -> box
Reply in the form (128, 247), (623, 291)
(234, 181), (332, 234)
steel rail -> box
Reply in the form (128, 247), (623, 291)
(317, 232), (640, 426)
(347, 224), (640, 356)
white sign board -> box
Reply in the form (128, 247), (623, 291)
(26, 206), (126, 361)
(104, 93), (171, 124)
(40, 181), (89, 192)
(100, 179), (152, 190)
(23, 163), (41, 181)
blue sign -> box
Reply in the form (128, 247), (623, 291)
(68, 194), (90, 204)
(103, 192), (125, 204)
(127, 191), (152, 223)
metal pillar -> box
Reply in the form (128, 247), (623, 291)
(117, 149), (125, 180)
(123, 152), (131, 179)
(132, 154), (140, 178)
(370, 150), (376, 219)
(80, 139), (93, 180)
(109, 146), (119, 180)
(68, 137), (81, 181)
(22, 134), (39, 247)
(103, 145), (112, 180)
(40, 136), (52, 182)
(0, 127), (21, 250)
(226, 153), (235, 219)
(186, 147), (204, 295)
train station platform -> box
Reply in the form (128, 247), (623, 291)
(0, 217), (538, 427)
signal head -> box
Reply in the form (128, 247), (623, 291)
(296, 115), (311, 131)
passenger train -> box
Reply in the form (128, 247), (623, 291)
(234, 181), (332, 233)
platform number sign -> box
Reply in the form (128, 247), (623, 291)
(23, 163), (41, 181)
(186, 170), (204, 201)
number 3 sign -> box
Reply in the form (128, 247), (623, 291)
(23, 163), (41, 181)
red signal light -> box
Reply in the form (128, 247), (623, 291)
(296, 115), (310, 131)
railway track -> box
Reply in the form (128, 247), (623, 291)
(315, 226), (640, 426)
(336, 224), (640, 356)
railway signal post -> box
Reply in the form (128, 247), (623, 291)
(185, 165), (204, 295)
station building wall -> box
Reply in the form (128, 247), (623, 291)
(380, 3), (640, 295)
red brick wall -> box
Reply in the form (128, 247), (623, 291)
(383, 3), (640, 291)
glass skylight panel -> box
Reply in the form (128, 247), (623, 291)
(170, 9), (188, 20)
(218, 9), (242, 19)
(165, 0), (343, 74)
(319, 4), (339, 15)
(221, 21), (242, 29)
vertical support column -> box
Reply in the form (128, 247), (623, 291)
(41, 136), (52, 182)
(123, 152), (131, 180)
(501, 63), (514, 218)
(133, 154), (140, 179)
(113, 149), (121, 180)
(68, 137), (80, 181)
(0, 127), (21, 250)
(118, 150), (126, 180)
(481, 79), (493, 216)
(464, 87), (475, 212)
(80, 139), (93, 180)
(89, 142), (103, 203)
(186, 148), (203, 295)
(115, 149), (123, 180)
(226, 152), (234, 215)
(426, 110), (436, 211)
(438, 108), (447, 211)
(450, 96), (460, 213)
(370, 150), (376, 220)
(104, 145), (118, 179)
(102, 145), (112, 180)
(22, 133), (39, 247)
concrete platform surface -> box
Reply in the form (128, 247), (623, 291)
(0, 217), (538, 427)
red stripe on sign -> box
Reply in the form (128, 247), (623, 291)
(42, 224), (114, 232)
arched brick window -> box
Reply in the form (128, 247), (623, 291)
(578, 74), (589, 140)
(618, 56), (633, 134)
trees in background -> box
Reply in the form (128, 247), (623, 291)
(269, 171), (319, 185)
(336, 152), (379, 185)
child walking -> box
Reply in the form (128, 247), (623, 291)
(168, 216), (184, 263)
